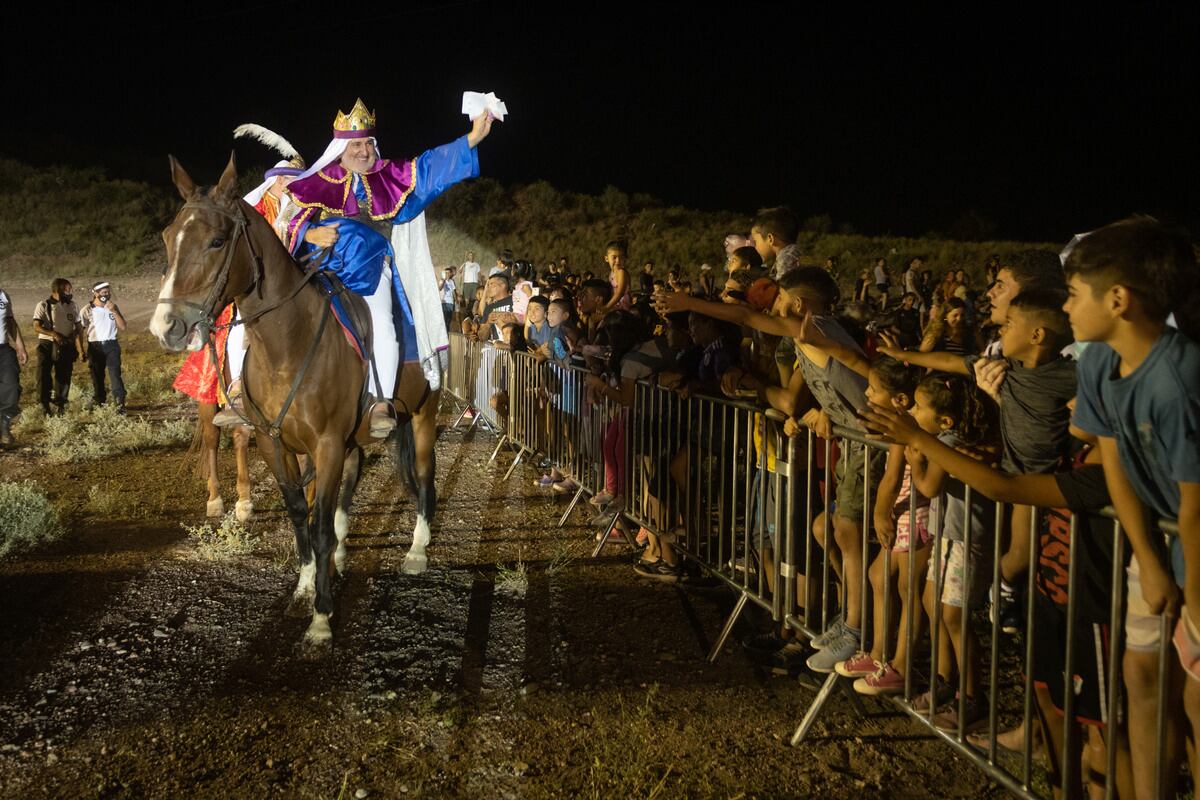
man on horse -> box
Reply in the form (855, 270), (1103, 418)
(279, 98), (495, 437)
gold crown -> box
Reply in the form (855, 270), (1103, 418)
(333, 98), (376, 134)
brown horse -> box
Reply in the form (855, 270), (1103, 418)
(150, 154), (439, 653)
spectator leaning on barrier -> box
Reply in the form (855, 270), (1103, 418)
(861, 399), (1134, 797)
(1064, 216), (1200, 800)
(80, 281), (128, 413)
(656, 266), (882, 672)
(0, 286), (30, 447)
(32, 277), (86, 416)
(462, 272), (515, 342)
(881, 249), (1073, 636)
(523, 295), (553, 349)
(577, 278), (614, 343)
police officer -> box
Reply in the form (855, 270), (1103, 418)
(31, 278), (86, 416)
(81, 281), (128, 413)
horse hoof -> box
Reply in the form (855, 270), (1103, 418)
(285, 592), (314, 618)
(206, 497), (224, 518)
(402, 553), (428, 575)
(235, 500), (254, 523)
(298, 635), (332, 661)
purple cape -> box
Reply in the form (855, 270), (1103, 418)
(286, 159), (417, 221)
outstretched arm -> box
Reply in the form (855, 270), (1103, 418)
(876, 331), (970, 375)
(655, 291), (799, 338)
(861, 403), (1067, 507)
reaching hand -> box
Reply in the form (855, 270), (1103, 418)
(795, 311), (829, 348)
(859, 402), (921, 445)
(783, 416), (802, 438)
(467, 111), (495, 148)
(652, 289), (689, 316)
(875, 330), (904, 358)
(974, 358), (1008, 404)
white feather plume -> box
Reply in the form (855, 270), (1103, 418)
(233, 124), (299, 160)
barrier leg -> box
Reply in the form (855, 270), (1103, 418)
(503, 445), (528, 481)
(591, 513), (621, 558)
(558, 484), (586, 528)
(790, 672), (840, 746)
(708, 593), (749, 663)
(489, 434), (510, 463)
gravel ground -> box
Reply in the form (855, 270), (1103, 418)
(0, 348), (1013, 798)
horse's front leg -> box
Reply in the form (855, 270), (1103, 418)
(258, 436), (311, 617)
(302, 442), (346, 654)
(199, 403), (223, 517)
(233, 426), (254, 522)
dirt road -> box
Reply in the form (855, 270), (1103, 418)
(0, 345), (1009, 798)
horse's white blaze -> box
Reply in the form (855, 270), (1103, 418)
(334, 508), (349, 573)
(234, 499), (253, 523)
(149, 211), (193, 343)
(305, 612), (332, 642)
(294, 561), (316, 598)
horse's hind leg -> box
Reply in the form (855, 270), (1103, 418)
(402, 387), (439, 575)
(233, 426), (254, 522)
(334, 446), (363, 576)
(199, 403), (224, 517)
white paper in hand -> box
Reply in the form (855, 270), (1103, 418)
(462, 91), (508, 122)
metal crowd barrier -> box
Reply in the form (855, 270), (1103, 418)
(446, 332), (1183, 800)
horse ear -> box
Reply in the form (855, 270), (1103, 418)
(214, 151), (239, 204)
(168, 155), (197, 200)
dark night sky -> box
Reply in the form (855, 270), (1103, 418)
(5, 2), (1198, 242)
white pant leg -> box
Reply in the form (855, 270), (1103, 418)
(365, 264), (400, 399)
(225, 310), (246, 385)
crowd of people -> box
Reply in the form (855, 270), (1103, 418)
(450, 208), (1200, 800)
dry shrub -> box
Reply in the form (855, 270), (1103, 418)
(0, 481), (64, 558)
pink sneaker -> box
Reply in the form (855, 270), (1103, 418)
(854, 661), (906, 695)
(834, 651), (878, 678)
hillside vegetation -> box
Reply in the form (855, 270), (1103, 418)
(0, 160), (1058, 285)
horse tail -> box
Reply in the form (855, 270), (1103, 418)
(390, 416), (419, 499)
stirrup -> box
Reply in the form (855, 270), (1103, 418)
(213, 394), (252, 429)
(368, 401), (397, 439)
